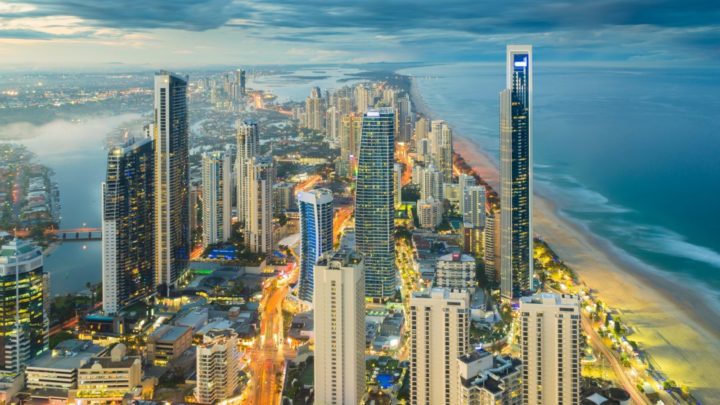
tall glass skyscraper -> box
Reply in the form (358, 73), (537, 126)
(500, 45), (533, 298)
(153, 71), (190, 295)
(356, 107), (396, 299)
(102, 136), (155, 315)
(236, 120), (259, 225)
(297, 188), (334, 302)
(0, 239), (48, 375)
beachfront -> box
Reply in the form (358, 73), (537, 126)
(409, 76), (720, 403)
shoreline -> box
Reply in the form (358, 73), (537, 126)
(408, 76), (720, 402)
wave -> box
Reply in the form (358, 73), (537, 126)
(535, 171), (632, 214)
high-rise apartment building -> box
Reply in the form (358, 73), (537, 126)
(484, 209), (498, 284)
(297, 188), (334, 302)
(394, 163), (403, 207)
(435, 253), (476, 291)
(102, 137), (155, 315)
(356, 108), (396, 299)
(354, 84), (371, 113)
(245, 156), (274, 253)
(153, 71), (190, 293)
(458, 173), (475, 215)
(313, 251), (366, 405)
(415, 117), (429, 141)
(201, 151), (232, 247)
(430, 120), (453, 181)
(417, 197), (443, 229)
(235, 120), (259, 225)
(195, 329), (240, 404)
(420, 164), (443, 201)
(520, 293), (580, 405)
(500, 45), (533, 298)
(463, 185), (486, 229)
(0, 239), (49, 375)
(410, 288), (470, 405)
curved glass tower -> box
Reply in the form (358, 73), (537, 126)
(297, 188), (333, 302)
(356, 107), (396, 299)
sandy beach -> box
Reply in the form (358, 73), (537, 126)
(410, 78), (720, 403)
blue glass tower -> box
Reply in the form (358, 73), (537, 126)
(501, 45), (533, 298)
(356, 107), (396, 299)
(298, 188), (334, 302)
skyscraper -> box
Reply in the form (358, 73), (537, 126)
(420, 164), (443, 201)
(153, 71), (190, 293)
(394, 163), (403, 207)
(410, 288), (470, 405)
(313, 250), (366, 405)
(520, 293), (580, 405)
(463, 185), (486, 228)
(356, 108), (396, 299)
(236, 120), (259, 225)
(458, 173), (476, 215)
(297, 188), (334, 302)
(430, 120), (453, 181)
(195, 329), (240, 403)
(102, 137), (155, 315)
(500, 45), (533, 298)
(201, 151), (232, 247)
(245, 156), (274, 253)
(0, 239), (49, 375)
(484, 209), (498, 284)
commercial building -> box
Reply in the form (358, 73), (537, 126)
(195, 329), (240, 404)
(102, 137), (155, 315)
(457, 351), (522, 405)
(147, 325), (193, 366)
(0, 239), (48, 375)
(435, 253), (476, 291)
(417, 197), (443, 229)
(356, 108), (396, 299)
(410, 288), (470, 405)
(500, 45), (533, 298)
(25, 340), (105, 393)
(201, 151), (232, 246)
(314, 251), (365, 405)
(520, 293), (580, 405)
(245, 156), (274, 253)
(153, 71), (190, 294)
(236, 120), (259, 225)
(297, 189), (334, 302)
(75, 344), (142, 403)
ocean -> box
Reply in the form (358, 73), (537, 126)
(399, 62), (720, 305)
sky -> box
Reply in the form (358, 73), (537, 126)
(0, 0), (718, 70)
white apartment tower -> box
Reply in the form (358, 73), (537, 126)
(410, 288), (470, 405)
(435, 253), (476, 291)
(520, 293), (580, 405)
(314, 251), (366, 405)
(245, 156), (274, 253)
(195, 329), (240, 404)
(201, 151), (232, 247)
(463, 185), (486, 228)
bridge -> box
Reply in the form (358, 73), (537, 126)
(50, 227), (102, 241)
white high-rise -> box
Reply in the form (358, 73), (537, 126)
(520, 293), (580, 405)
(458, 173), (475, 215)
(195, 329), (240, 404)
(420, 164), (443, 201)
(236, 120), (259, 225)
(463, 185), (486, 228)
(202, 151), (232, 247)
(430, 120), (453, 180)
(314, 250), (366, 405)
(435, 253), (476, 291)
(410, 288), (470, 405)
(245, 156), (274, 253)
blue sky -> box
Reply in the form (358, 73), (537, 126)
(0, 0), (718, 69)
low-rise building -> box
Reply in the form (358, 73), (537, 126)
(435, 252), (476, 291)
(147, 325), (193, 366)
(73, 343), (142, 404)
(457, 350), (522, 405)
(25, 340), (106, 393)
(195, 329), (240, 404)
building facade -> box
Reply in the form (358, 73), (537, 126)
(417, 197), (443, 229)
(297, 188), (334, 302)
(0, 239), (49, 375)
(500, 45), (533, 298)
(457, 351), (523, 405)
(410, 288), (470, 405)
(313, 251), (365, 405)
(245, 156), (274, 253)
(520, 293), (580, 405)
(356, 108), (396, 299)
(195, 329), (240, 404)
(102, 137), (155, 315)
(435, 253), (476, 291)
(201, 151), (232, 247)
(153, 71), (190, 293)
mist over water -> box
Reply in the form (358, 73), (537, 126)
(401, 63), (720, 302)
(0, 114), (141, 295)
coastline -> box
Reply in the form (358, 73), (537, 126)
(408, 76), (720, 402)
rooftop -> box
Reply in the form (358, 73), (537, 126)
(27, 340), (106, 371)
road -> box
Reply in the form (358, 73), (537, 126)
(581, 312), (650, 405)
(294, 174), (322, 194)
(333, 206), (353, 244)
